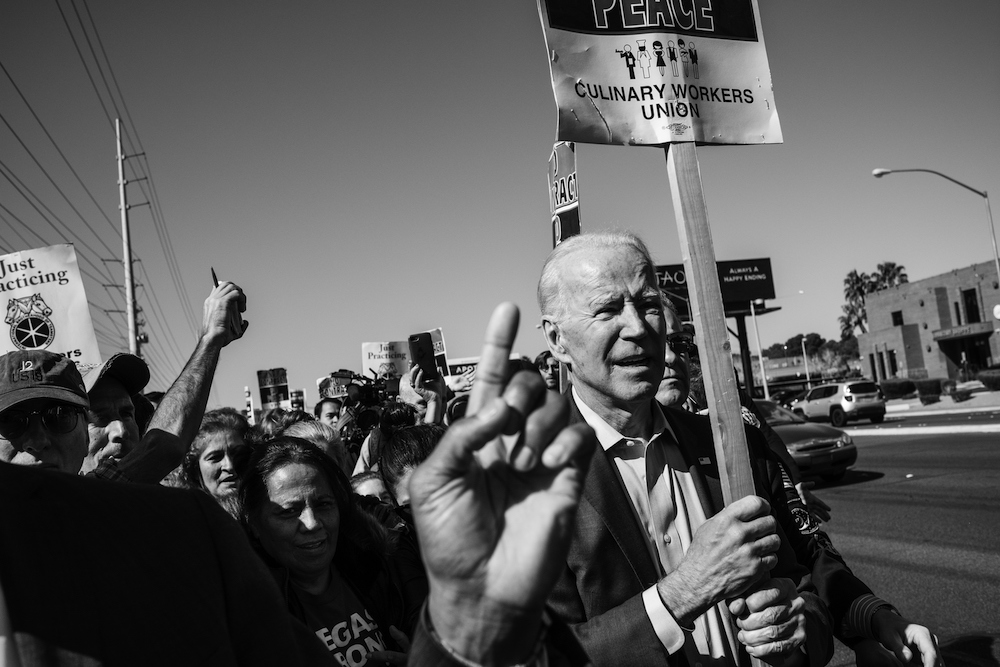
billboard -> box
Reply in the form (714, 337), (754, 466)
(537, 0), (781, 146)
(656, 258), (774, 318)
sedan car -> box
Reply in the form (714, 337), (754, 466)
(756, 400), (857, 482)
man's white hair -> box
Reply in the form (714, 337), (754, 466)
(536, 230), (657, 322)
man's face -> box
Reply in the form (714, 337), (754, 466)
(548, 246), (665, 412)
(82, 377), (140, 473)
(0, 397), (88, 473)
(538, 358), (560, 391)
(656, 309), (691, 407)
(317, 401), (340, 428)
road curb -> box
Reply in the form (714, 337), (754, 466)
(851, 423), (1000, 436)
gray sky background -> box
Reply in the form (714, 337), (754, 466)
(3, 0), (998, 407)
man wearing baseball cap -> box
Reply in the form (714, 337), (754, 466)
(0, 279), (248, 483)
(0, 349), (90, 474)
(78, 352), (150, 476)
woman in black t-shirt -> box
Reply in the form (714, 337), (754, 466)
(240, 437), (426, 665)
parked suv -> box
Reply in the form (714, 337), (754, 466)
(789, 381), (885, 427)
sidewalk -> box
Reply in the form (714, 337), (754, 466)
(885, 382), (1000, 417)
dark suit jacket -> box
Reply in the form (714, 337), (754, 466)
(548, 398), (833, 667)
(0, 462), (328, 667)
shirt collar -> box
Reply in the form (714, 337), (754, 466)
(572, 386), (672, 452)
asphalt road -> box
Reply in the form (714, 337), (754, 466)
(808, 414), (1000, 666)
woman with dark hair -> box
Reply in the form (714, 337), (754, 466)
(240, 436), (425, 665)
(350, 401), (417, 476)
(379, 424), (444, 507)
(181, 407), (251, 501)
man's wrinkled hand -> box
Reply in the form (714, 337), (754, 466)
(202, 281), (247, 347)
(659, 495), (780, 624)
(408, 302), (595, 666)
(728, 577), (808, 664)
(872, 610), (942, 667)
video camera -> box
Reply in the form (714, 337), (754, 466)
(326, 370), (401, 451)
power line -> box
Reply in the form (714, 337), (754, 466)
(0, 109), (120, 261)
(62, 0), (201, 340)
(0, 59), (121, 240)
(0, 159), (116, 283)
(53, 0), (115, 130)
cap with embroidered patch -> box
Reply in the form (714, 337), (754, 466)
(0, 349), (89, 414)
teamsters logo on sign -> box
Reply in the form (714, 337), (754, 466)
(5, 294), (55, 350)
(537, 0), (781, 146)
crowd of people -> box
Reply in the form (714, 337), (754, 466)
(0, 231), (942, 667)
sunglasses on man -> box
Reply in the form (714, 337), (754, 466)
(666, 332), (695, 357)
(0, 405), (85, 441)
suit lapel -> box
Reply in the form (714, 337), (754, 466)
(662, 407), (725, 516)
(567, 396), (660, 586)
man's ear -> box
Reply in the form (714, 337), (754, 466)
(542, 319), (572, 365)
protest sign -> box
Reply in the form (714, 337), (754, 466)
(426, 327), (450, 378)
(257, 368), (290, 412)
(0, 244), (100, 365)
(537, 0), (780, 146)
(548, 141), (582, 247)
(447, 356), (479, 377)
(361, 341), (409, 380)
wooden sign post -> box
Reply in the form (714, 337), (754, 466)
(666, 142), (754, 503)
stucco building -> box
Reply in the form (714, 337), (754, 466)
(858, 260), (1000, 381)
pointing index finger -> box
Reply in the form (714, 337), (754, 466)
(467, 302), (519, 416)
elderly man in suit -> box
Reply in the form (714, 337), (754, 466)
(539, 231), (833, 667)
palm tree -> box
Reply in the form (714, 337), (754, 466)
(839, 301), (867, 338)
(842, 270), (870, 337)
(870, 262), (908, 291)
(843, 270), (869, 301)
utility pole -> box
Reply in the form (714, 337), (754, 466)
(116, 119), (137, 355)
(116, 119), (148, 357)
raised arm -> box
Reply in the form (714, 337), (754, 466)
(118, 281), (247, 483)
(408, 302), (595, 666)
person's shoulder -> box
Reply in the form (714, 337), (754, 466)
(661, 404), (710, 430)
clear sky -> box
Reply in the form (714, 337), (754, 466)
(3, 0), (998, 408)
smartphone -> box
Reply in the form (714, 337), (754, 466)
(408, 332), (440, 382)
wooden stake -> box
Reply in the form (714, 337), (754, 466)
(665, 142), (755, 504)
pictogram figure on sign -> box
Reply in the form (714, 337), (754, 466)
(615, 43), (636, 79)
(652, 41), (666, 76)
(667, 40), (679, 77)
(678, 39), (690, 78)
(636, 39), (651, 78)
(688, 41), (700, 79)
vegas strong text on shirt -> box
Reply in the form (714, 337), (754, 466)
(297, 576), (388, 666)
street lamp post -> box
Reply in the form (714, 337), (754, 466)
(749, 299), (769, 400)
(801, 337), (811, 384)
(872, 168), (1000, 297)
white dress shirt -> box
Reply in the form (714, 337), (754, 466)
(573, 389), (740, 667)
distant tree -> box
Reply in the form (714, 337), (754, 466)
(840, 262), (907, 338)
(839, 301), (867, 338)
(763, 343), (786, 359)
(870, 262), (908, 290)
